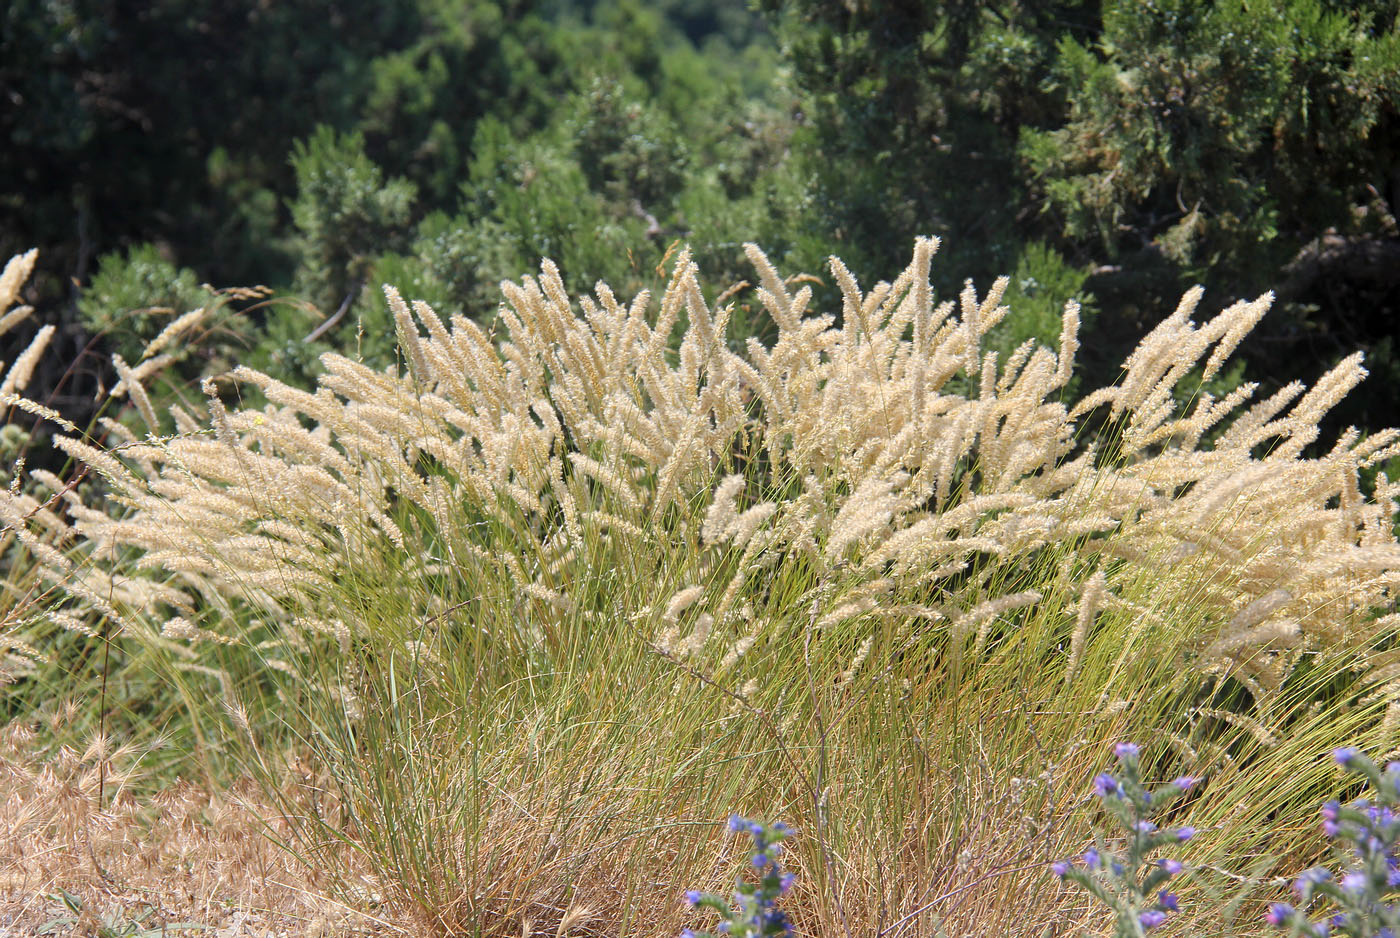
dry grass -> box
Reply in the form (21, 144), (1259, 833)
(0, 238), (1392, 936)
(0, 718), (395, 937)
(0, 712), (1277, 938)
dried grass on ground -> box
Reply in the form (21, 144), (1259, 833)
(0, 718), (1104, 938)
(0, 719), (393, 937)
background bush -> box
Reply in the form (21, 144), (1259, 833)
(5, 0), (1395, 435)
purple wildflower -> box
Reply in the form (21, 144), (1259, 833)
(684, 890), (703, 906)
(1341, 871), (1367, 894)
(1115, 742), (1141, 761)
(1093, 772), (1123, 798)
(1294, 868), (1332, 896)
(1265, 903), (1294, 926)
(1160, 859), (1183, 875)
(1140, 910), (1167, 929)
(1135, 820), (1158, 834)
(1158, 892), (1179, 912)
(1175, 826), (1196, 842)
(1083, 847), (1102, 870)
(1334, 747), (1360, 766)
(1172, 776), (1199, 791)
(1051, 860), (1070, 878)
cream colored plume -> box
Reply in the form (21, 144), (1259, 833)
(6, 238), (1399, 711)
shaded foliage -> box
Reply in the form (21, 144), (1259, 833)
(769, 0), (1400, 432)
(5, 0), (1399, 435)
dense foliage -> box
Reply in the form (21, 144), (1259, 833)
(774, 0), (1400, 426)
(2, 0), (802, 418)
(4, 0), (1397, 432)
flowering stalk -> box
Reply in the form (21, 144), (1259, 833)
(682, 816), (796, 937)
(1053, 743), (1198, 936)
(1266, 749), (1400, 938)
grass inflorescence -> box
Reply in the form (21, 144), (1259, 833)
(0, 239), (1398, 935)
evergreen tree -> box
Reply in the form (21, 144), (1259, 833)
(768, 0), (1400, 427)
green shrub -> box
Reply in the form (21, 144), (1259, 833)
(77, 244), (210, 367)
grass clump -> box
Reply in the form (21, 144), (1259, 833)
(1, 238), (1399, 935)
